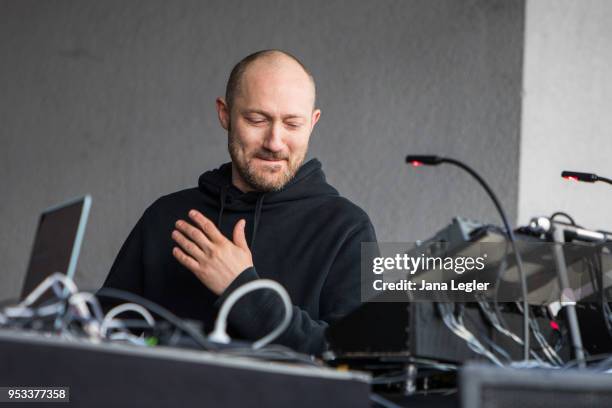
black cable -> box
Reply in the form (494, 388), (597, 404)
(96, 287), (219, 351)
(597, 176), (612, 186)
(436, 157), (531, 361)
(550, 212), (577, 226)
(484, 224), (515, 333)
(96, 288), (318, 365)
(8, 288), (316, 365)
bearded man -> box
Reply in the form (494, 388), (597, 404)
(101, 49), (377, 355)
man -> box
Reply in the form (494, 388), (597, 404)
(102, 50), (377, 355)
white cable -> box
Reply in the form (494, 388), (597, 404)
(210, 279), (292, 350)
(100, 303), (156, 338)
(514, 301), (564, 366)
(439, 303), (504, 367)
(0, 274), (150, 345)
(22, 273), (77, 307)
(66, 292), (105, 340)
(478, 300), (524, 344)
(109, 332), (148, 346)
(69, 292), (104, 322)
(477, 299), (562, 366)
(4, 273), (78, 318)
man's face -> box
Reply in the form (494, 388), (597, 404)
(217, 58), (321, 192)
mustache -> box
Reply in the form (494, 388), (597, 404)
(255, 152), (289, 161)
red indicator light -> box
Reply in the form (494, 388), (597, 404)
(411, 161), (423, 167)
(563, 176), (579, 182)
(550, 321), (560, 331)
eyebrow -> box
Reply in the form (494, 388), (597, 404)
(241, 109), (306, 120)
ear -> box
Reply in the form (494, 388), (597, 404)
(310, 108), (321, 130)
(216, 97), (230, 130)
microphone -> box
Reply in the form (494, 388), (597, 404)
(405, 155), (443, 166)
(405, 154), (531, 362)
(561, 170), (612, 186)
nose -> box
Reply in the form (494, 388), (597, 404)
(263, 121), (285, 153)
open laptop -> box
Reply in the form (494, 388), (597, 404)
(20, 195), (92, 300)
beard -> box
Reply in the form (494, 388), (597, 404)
(228, 130), (306, 192)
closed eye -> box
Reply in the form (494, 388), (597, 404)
(246, 117), (267, 125)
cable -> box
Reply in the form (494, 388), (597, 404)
(96, 287), (219, 350)
(370, 363), (457, 385)
(3, 274), (82, 337)
(587, 247), (612, 339)
(1, 280), (102, 340)
(65, 292), (106, 340)
(209, 279), (292, 349)
(480, 227), (526, 345)
(107, 331), (149, 346)
(4, 280), (218, 351)
(437, 302), (504, 366)
(485, 225), (567, 366)
(478, 299), (522, 344)
(462, 305), (512, 362)
(69, 292), (104, 323)
(4, 273), (77, 318)
(550, 212), (578, 226)
(513, 301), (563, 366)
(100, 303), (156, 338)
(406, 155), (530, 361)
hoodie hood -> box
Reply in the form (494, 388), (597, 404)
(197, 158), (339, 247)
(198, 158), (338, 207)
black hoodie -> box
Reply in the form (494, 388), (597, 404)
(102, 158), (377, 355)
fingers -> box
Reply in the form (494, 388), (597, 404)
(233, 219), (249, 250)
(172, 246), (199, 271)
(175, 219), (211, 251)
(172, 229), (205, 259)
(188, 210), (225, 243)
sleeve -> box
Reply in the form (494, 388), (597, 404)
(213, 219), (378, 356)
(100, 213), (146, 296)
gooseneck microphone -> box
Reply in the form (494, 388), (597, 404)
(405, 155), (444, 166)
(405, 154), (530, 362)
(561, 170), (612, 186)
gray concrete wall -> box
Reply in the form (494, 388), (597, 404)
(519, 0), (612, 230)
(0, 0), (524, 299)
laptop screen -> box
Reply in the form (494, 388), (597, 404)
(20, 196), (91, 300)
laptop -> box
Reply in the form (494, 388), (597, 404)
(20, 195), (92, 300)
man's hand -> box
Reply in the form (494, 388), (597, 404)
(171, 209), (253, 295)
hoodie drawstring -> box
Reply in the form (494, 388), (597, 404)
(217, 185), (229, 229)
(217, 185), (264, 250)
(251, 193), (265, 249)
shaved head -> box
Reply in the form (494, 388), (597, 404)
(225, 50), (316, 112)
(216, 49), (321, 193)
